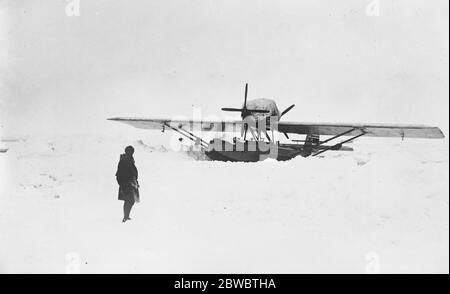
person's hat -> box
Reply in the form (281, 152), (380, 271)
(125, 145), (134, 155)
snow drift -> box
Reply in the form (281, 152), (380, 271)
(0, 133), (448, 273)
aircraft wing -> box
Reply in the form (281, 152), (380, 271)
(108, 118), (444, 139)
(277, 121), (444, 139)
(108, 117), (243, 132)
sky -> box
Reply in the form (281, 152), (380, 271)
(0, 0), (448, 137)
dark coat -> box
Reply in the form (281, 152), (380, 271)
(116, 154), (139, 202)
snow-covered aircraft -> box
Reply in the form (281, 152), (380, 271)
(108, 84), (444, 162)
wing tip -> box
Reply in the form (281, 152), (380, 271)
(107, 117), (138, 122)
(435, 127), (445, 139)
(415, 126), (445, 139)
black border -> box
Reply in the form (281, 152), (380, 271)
(1, 274), (448, 292)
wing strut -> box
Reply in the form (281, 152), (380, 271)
(312, 129), (366, 157)
(318, 128), (358, 145)
(163, 123), (210, 149)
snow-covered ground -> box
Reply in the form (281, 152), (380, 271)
(0, 133), (448, 273)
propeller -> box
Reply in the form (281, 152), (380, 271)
(221, 83), (270, 141)
(221, 83), (270, 119)
(279, 104), (295, 139)
(221, 84), (295, 141)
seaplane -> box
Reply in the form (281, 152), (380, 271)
(108, 84), (444, 162)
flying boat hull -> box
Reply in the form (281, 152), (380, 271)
(204, 139), (304, 162)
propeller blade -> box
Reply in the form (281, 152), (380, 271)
(244, 83), (248, 109)
(221, 107), (245, 112)
(221, 108), (269, 114)
(246, 109), (270, 114)
(280, 104), (295, 117)
(243, 124), (248, 140)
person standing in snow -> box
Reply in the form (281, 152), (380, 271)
(115, 145), (140, 223)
